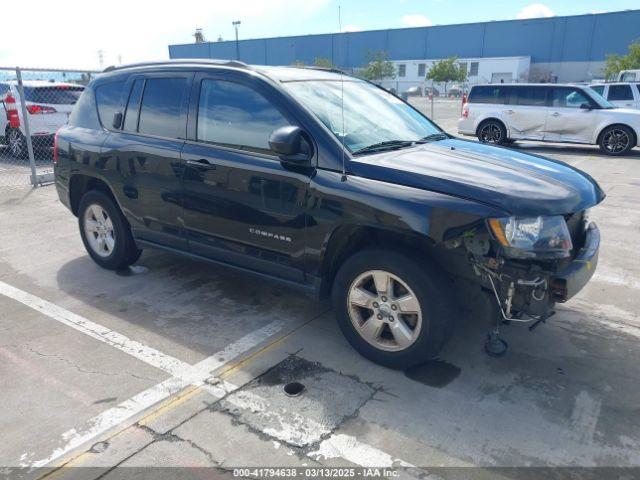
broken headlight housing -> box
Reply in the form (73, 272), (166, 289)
(487, 215), (573, 259)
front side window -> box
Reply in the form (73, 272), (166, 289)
(550, 88), (590, 108)
(283, 79), (442, 154)
(197, 79), (288, 153)
(515, 86), (547, 106)
(608, 84), (633, 101)
(590, 85), (605, 96)
(138, 78), (188, 138)
(95, 81), (125, 128)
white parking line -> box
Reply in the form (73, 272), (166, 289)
(0, 280), (189, 376)
(2, 280), (413, 470)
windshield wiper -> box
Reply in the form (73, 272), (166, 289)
(417, 132), (448, 142)
(353, 140), (415, 155)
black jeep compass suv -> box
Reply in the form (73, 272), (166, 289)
(54, 60), (604, 368)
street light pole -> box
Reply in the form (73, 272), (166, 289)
(232, 21), (241, 60)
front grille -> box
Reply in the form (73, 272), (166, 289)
(564, 211), (586, 253)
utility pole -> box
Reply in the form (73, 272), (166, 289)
(232, 20), (241, 60)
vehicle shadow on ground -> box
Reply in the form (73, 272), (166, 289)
(55, 249), (325, 359)
(508, 142), (640, 159)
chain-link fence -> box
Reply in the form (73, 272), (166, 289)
(0, 67), (99, 188)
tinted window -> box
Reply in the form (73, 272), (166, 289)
(590, 85), (605, 96)
(550, 88), (591, 108)
(68, 86), (101, 129)
(123, 79), (144, 132)
(514, 86), (547, 106)
(24, 86), (84, 105)
(95, 81), (125, 128)
(197, 79), (288, 153)
(608, 84), (633, 101)
(468, 86), (508, 104)
(138, 78), (187, 138)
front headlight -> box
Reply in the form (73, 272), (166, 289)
(487, 215), (573, 259)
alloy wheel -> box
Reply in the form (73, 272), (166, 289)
(347, 270), (423, 352)
(83, 204), (116, 257)
(603, 129), (630, 153)
(479, 123), (502, 143)
(8, 130), (24, 158)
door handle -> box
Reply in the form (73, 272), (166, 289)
(505, 109), (514, 114)
(186, 158), (216, 169)
(551, 112), (560, 117)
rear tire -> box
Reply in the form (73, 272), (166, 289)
(598, 125), (635, 156)
(7, 128), (28, 160)
(477, 120), (507, 146)
(78, 190), (141, 270)
(331, 249), (454, 369)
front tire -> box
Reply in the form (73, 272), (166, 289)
(598, 125), (635, 156)
(477, 120), (507, 146)
(78, 190), (141, 270)
(332, 249), (453, 369)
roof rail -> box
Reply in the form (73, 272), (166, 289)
(290, 65), (355, 77)
(103, 59), (250, 73)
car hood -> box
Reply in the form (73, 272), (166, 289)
(348, 138), (605, 216)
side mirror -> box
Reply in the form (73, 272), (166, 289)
(112, 111), (123, 129)
(269, 125), (310, 163)
(580, 103), (592, 110)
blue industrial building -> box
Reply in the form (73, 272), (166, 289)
(169, 10), (640, 82)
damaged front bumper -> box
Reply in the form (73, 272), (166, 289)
(550, 222), (600, 302)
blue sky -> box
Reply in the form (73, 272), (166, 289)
(2, 0), (638, 69)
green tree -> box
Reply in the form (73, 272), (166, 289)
(604, 40), (640, 80)
(359, 50), (396, 83)
(425, 56), (467, 95)
(291, 60), (306, 67)
(314, 57), (333, 69)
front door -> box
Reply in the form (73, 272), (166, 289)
(545, 87), (595, 143)
(181, 72), (313, 282)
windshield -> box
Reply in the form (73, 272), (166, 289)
(582, 86), (616, 109)
(282, 79), (443, 154)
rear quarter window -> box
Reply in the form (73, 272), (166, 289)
(68, 85), (101, 130)
(95, 80), (126, 129)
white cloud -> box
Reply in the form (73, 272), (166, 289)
(516, 3), (555, 19)
(343, 24), (364, 32)
(401, 14), (433, 27)
(0, 0), (331, 69)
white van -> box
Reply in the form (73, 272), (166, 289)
(458, 83), (640, 155)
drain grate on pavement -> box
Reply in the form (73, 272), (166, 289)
(219, 356), (375, 447)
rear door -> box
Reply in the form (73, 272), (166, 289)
(505, 86), (548, 140)
(545, 87), (596, 143)
(606, 84), (636, 109)
(100, 73), (192, 249)
(181, 71), (313, 282)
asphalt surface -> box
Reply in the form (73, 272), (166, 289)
(1, 100), (639, 479)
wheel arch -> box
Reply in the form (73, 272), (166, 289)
(69, 174), (120, 217)
(595, 123), (638, 147)
(317, 224), (437, 299)
(476, 117), (510, 140)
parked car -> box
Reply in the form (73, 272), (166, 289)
(459, 83), (640, 155)
(54, 61), (604, 367)
(0, 80), (84, 159)
(402, 86), (423, 98)
(425, 86), (440, 97)
(589, 82), (640, 109)
(618, 69), (640, 82)
(447, 84), (464, 97)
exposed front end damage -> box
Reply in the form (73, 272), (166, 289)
(445, 210), (600, 355)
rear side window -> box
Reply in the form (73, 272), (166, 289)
(138, 78), (188, 139)
(23, 86), (84, 104)
(123, 79), (144, 132)
(196, 79), (288, 153)
(468, 86), (508, 104)
(514, 86), (547, 106)
(608, 84), (633, 101)
(95, 81), (125, 128)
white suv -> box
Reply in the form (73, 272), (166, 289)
(1, 80), (84, 159)
(589, 83), (640, 109)
(458, 83), (640, 155)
